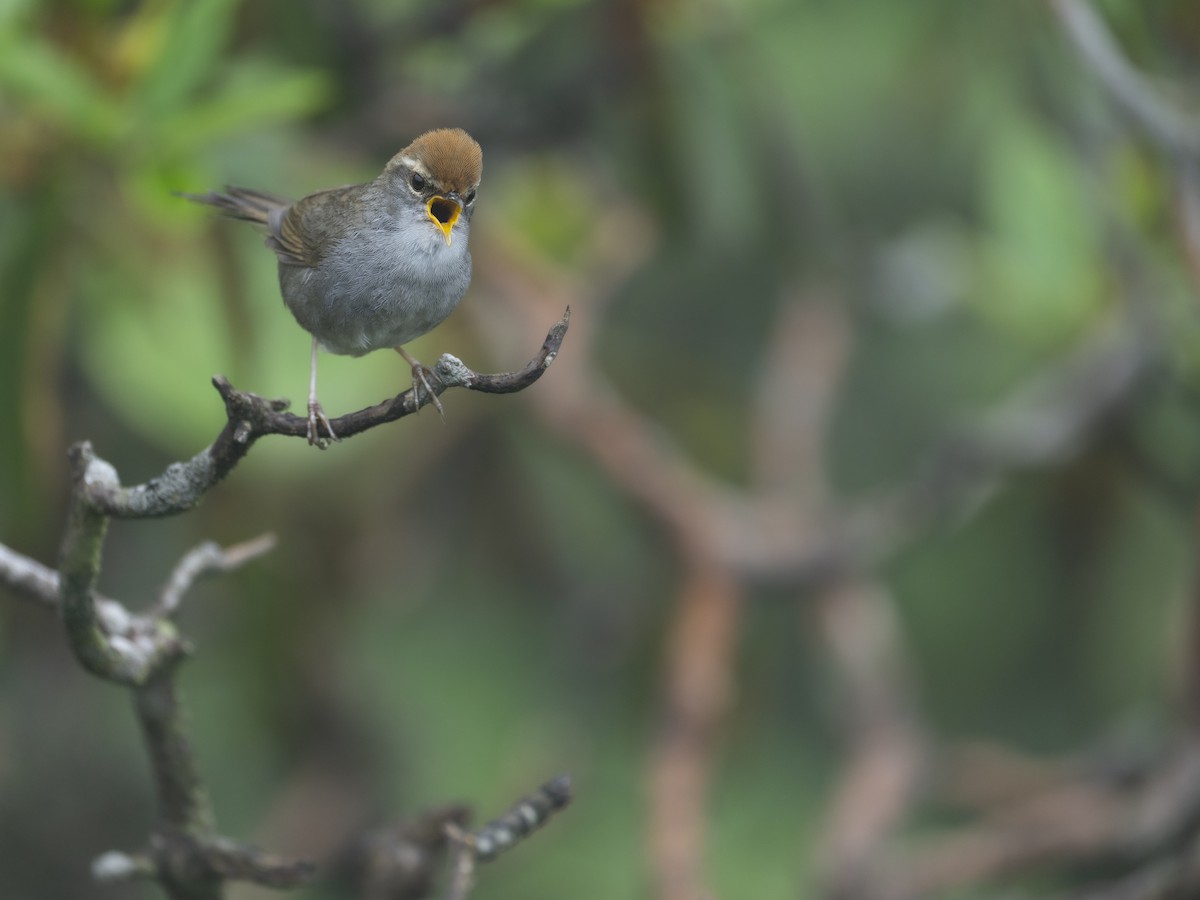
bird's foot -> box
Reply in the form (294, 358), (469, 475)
(409, 362), (445, 420)
(307, 400), (340, 447)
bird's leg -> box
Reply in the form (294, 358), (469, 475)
(396, 345), (444, 419)
(307, 335), (339, 445)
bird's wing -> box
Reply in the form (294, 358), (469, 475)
(269, 184), (363, 268)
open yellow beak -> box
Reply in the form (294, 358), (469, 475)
(427, 195), (462, 245)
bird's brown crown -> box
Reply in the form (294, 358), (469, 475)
(391, 128), (483, 194)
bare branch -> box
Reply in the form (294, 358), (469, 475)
(0, 539), (72, 609)
(337, 804), (470, 900)
(202, 836), (316, 888)
(1050, 834), (1200, 900)
(880, 743), (1200, 899)
(83, 309), (570, 520)
(92, 850), (156, 883)
(751, 292), (849, 505)
(647, 562), (741, 900)
(1047, 0), (1200, 157)
(816, 580), (924, 898)
(1175, 162), (1200, 300)
(443, 824), (478, 900)
(155, 533), (277, 618)
(140, 828), (315, 898)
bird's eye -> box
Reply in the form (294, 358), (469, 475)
(464, 188), (477, 204)
(410, 172), (426, 192)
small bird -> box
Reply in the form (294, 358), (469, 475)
(183, 128), (483, 444)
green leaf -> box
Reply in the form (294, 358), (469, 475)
(0, 0), (33, 30)
(134, 0), (241, 116)
(155, 65), (331, 154)
(975, 117), (1103, 343)
(0, 32), (123, 143)
(77, 256), (235, 452)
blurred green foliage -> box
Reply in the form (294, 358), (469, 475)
(3, 0), (1200, 898)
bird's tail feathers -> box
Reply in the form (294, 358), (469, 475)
(176, 186), (290, 225)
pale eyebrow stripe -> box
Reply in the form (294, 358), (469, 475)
(399, 157), (433, 178)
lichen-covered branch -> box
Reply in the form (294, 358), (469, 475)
(0, 309), (572, 899)
(57, 443), (181, 685)
(135, 673), (216, 835)
(470, 775), (572, 861)
(443, 777), (573, 900)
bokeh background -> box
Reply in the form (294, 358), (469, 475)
(4, 0), (1200, 897)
